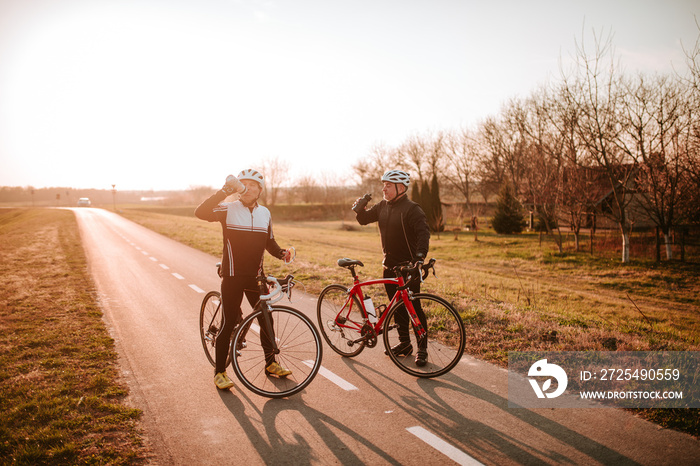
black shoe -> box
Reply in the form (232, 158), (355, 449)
(415, 350), (428, 367)
(384, 341), (413, 356)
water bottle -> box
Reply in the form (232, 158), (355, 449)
(352, 193), (372, 213)
(364, 296), (377, 323)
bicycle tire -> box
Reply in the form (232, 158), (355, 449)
(317, 284), (366, 357)
(383, 293), (465, 378)
(231, 305), (323, 398)
(199, 291), (231, 367)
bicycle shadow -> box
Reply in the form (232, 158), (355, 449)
(217, 385), (404, 465)
(337, 356), (640, 465)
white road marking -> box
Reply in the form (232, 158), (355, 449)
(189, 284), (205, 293)
(149, 257), (158, 262)
(172, 273), (184, 280)
(160, 264), (169, 270)
(307, 364), (359, 391)
(141, 250), (148, 255)
(406, 426), (483, 466)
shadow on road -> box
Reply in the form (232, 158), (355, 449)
(341, 357), (640, 465)
(217, 386), (404, 465)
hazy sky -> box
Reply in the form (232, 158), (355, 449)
(1, 0), (698, 191)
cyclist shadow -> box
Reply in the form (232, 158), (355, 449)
(216, 386), (404, 465)
(339, 357), (638, 465)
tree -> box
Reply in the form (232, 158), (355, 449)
(261, 156), (289, 206)
(429, 174), (445, 232)
(561, 29), (637, 262)
(411, 182), (420, 203)
(618, 73), (692, 259)
(491, 181), (525, 234)
(419, 179), (434, 230)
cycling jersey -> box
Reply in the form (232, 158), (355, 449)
(355, 194), (430, 268)
(195, 190), (285, 277)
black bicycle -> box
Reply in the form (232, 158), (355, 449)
(200, 264), (323, 398)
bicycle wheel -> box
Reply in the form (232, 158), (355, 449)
(383, 293), (465, 378)
(317, 284), (365, 357)
(231, 305), (322, 398)
(200, 291), (231, 367)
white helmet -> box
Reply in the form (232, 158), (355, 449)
(237, 168), (265, 189)
(381, 170), (410, 187)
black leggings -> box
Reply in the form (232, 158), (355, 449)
(216, 276), (276, 373)
(383, 269), (428, 350)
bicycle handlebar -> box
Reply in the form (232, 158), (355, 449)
(394, 258), (436, 287)
(260, 274), (295, 304)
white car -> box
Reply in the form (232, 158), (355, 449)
(77, 197), (91, 207)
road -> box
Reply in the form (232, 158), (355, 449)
(73, 207), (699, 465)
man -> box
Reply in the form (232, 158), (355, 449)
(354, 169), (431, 366)
(195, 169), (294, 390)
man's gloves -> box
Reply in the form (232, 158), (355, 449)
(352, 193), (372, 213)
(222, 175), (247, 196)
(414, 253), (426, 269)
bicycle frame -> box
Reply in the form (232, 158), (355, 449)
(337, 271), (426, 344)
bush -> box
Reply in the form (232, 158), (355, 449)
(491, 182), (525, 234)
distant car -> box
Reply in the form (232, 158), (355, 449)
(77, 198), (91, 207)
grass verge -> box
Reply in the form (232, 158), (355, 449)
(0, 208), (144, 465)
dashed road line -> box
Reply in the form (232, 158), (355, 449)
(406, 426), (482, 466)
(160, 264), (170, 270)
(172, 273), (185, 280)
(189, 284), (205, 294)
(310, 364), (359, 391)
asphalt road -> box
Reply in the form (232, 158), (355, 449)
(72, 207), (700, 465)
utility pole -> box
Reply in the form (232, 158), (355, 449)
(112, 184), (117, 211)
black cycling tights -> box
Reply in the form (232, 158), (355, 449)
(216, 275), (276, 373)
(383, 268), (428, 349)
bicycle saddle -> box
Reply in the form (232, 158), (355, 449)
(337, 258), (364, 268)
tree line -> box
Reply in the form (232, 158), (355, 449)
(349, 31), (700, 263)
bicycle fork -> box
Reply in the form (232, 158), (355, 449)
(402, 293), (427, 342)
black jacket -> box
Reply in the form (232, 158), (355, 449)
(355, 194), (430, 268)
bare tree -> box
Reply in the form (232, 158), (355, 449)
(294, 174), (320, 204)
(261, 156), (290, 206)
(395, 133), (429, 183)
(517, 89), (567, 252)
(618, 73), (692, 259)
(561, 29), (637, 263)
(680, 27), (700, 224)
(443, 126), (490, 239)
(352, 142), (395, 190)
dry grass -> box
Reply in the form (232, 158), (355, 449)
(0, 208), (145, 464)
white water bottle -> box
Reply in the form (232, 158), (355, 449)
(364, 297), (377, 323)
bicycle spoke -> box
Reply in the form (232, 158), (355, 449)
(199, 291), (231, 367)
(231, 306), (322, 398)
(317, 284), (365, 357)
(383, 294), (465, 378)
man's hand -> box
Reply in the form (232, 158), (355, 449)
(222, 175), (247, 195)
(283, 247), (296, 264)
(351, 193), (372, 213)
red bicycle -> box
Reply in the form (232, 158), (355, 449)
(317, 258), (465, 378)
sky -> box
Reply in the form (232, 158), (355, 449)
(0, 0), (698, 191)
